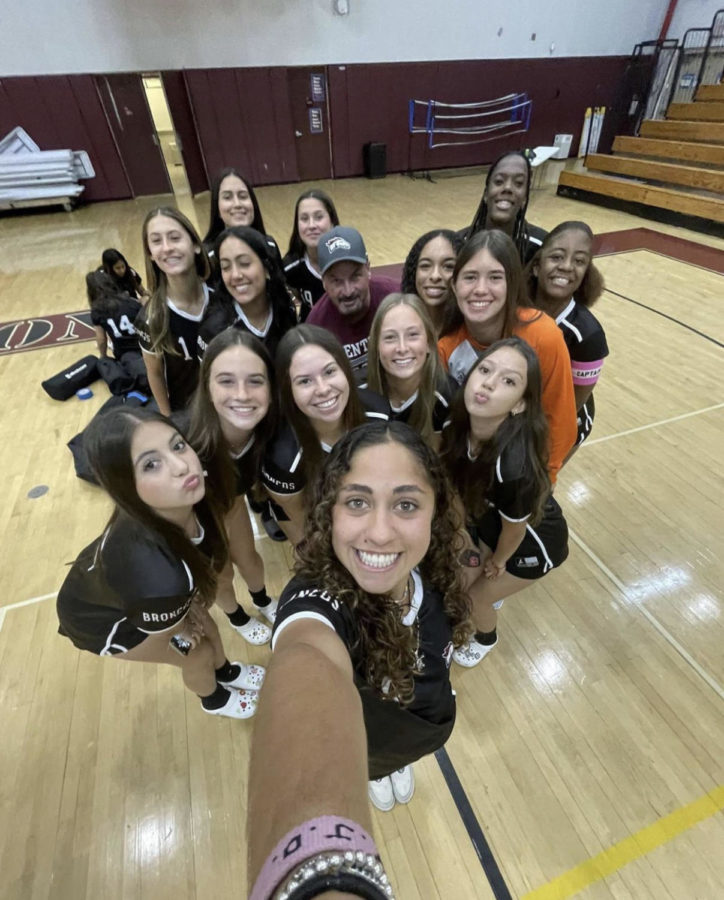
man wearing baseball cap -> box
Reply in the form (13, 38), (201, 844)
(306, 225), (399, 383)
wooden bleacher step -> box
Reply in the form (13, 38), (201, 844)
(640, 119), (724, 143)
(557, 170), (724, 224)
(667, 101), (724, 122)
(612, 136), (724, 167)
(585, 153), (724, 193)
(695, 83), (724, 102)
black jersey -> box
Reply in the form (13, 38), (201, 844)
(555, 298), (609, 391)
(457, 221), (547, 265)
(523, 223), (547, 264)
(387, 374), (458, 434)
(283, 253), (324, 315)
(135, 286), (211, 411)
(90, 294), (143, 358)
(473, 440), (568, 579)
(57, 516), (209, 655)
(197, 292), (295, 360)
(230, 436), (257, 496)
(261, 389), (390, 496)
(273, 569), (456, 778)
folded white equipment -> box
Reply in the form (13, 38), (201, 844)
(0, 127), (95, 210)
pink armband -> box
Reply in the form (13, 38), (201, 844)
(250, 815), (381, 900)
(571, 358), (603, 386)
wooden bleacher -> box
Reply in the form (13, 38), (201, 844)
(558, 78), (724, 233)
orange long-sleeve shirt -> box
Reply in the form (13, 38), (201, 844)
(437, 308), (577, 482)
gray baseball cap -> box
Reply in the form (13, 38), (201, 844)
(317, 226), (368, 275)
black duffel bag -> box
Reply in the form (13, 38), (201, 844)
(41, 355), (100, 401)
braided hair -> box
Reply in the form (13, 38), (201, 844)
(467, 150), (533, 262)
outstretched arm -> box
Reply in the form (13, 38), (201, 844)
(247, 619), (372, 892)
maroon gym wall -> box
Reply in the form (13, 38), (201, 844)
(183, 67), (299, 187)
(0, 55), (628, 203)
(328, 56), (629, 177)
(0, 74), (131, 201)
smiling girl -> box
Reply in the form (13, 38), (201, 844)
(251, 421), (471, 825)
(203, 168), (280, 274)
(188, 329), (279, 643)
(463, 151), (546, 264)
(526, 221), (608, 452)
(57, 408), (264, 719)
(135, 208), (211, 415)
(441, 338), (569, 666)
(438, 229), (576, 482)
(366, 293), (456, 448)
(401, 229), (462, 336)
(261, 325), (390, 544)
(197, 226), (297, 361)
(283, 189), (340, 317)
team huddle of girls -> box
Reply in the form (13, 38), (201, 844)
(62, 152), (609, 818)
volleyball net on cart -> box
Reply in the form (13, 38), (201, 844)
(407, 91), (532, 179)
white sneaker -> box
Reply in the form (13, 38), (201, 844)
(202, 687), (258, 719)
(368, 776), (395, 812)
(390, 766), (414, 804)
(255, 598), (278, 625)
(217, 661), (266, 690)
(453, 637), (498, 668)
(232, 617), (271, 645)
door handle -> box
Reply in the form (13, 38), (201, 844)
(295, 130), (303, 138)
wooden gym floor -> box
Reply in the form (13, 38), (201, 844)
(0, 166), (722, 899)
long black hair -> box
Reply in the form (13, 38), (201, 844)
(204, 168), (267, 246)
(214, 226), (297, 333)
(84, 407), (228, 605)
(101, 248), (142, 297)
(440, 337), (550, 524)
(86, 270), (127, 318)
(467, 151), (533, 260)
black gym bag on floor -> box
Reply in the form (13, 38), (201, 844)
(41, 355), (100, 401)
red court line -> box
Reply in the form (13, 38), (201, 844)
(592, 227), (724, 274)
(4, 230), (721, 358)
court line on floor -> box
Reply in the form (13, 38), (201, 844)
(435, 747), (513, 900)
(583, 402), (724, 447)
(604, 287), (724, 348)
(520, 783), (724, 900)
(569, 530), (724, 701)
(0, 591), (58, 634)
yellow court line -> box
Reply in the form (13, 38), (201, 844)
(522, 784), (724, 900)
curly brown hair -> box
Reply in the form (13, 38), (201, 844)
(295, 420), (472, 705)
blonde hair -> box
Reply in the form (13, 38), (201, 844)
(367, 293), (447, 445)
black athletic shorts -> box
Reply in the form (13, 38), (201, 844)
(475, 495), (569, 580)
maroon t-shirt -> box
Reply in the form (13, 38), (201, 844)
(306, 275), (399, 383)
